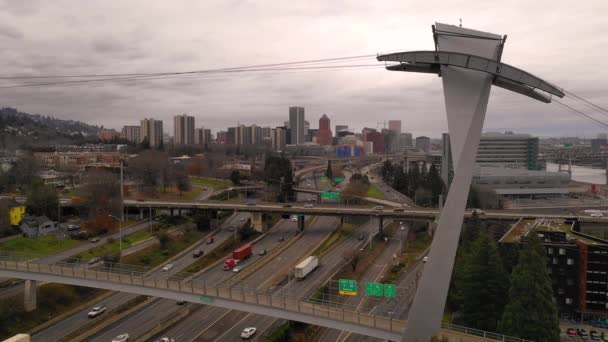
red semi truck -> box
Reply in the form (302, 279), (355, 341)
(223, 243), (252, 270)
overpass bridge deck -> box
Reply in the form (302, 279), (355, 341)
(0, 253), (530, 342)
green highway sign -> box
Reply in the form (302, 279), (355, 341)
(339, 279), (358, 296)
(384, 284), (396, 298)
(564, 143), (573, 147)
(320, 176), (329, 182)
(322, 190), (341, 200)
(333, 177), (345, 183)
(365, 282), (384, 297)
(434, 214), (440, 222)
(199, 296), (214, 303)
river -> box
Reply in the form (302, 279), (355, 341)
(546, 162), (606, 184)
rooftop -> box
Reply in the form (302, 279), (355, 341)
(500, 218), (606, 246)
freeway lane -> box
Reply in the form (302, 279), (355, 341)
(32, 213), (247, 342)
(90, 216), (298, 342)
(158, 216), (337, 341)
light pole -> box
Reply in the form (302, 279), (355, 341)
(108, 215), (122, 259)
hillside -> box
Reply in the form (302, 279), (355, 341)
(0, 107), (100, 149)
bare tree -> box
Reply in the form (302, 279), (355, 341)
(77, 169), (121, 218)
(128, 150), (169, 196)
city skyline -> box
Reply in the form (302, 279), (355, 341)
(0, 1), (606, 138)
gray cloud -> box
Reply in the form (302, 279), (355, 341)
(0, 0), (607, 138)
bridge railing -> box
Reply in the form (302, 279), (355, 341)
(0, 252), (534, 341)
(0, 253), (407, 335)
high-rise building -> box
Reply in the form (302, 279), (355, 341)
(365, 131), (385, 154)
(289, 107), (305, 145)
(317, 114), (333, 145)
(271, 126), (287, 151)
(441, 133), (453, 187)
(174, 114), (195, 145)
(216, 131), (227, 144)
(477, 132), (540, 170)
(195, 128), (212, 146)
(401, 133), (413, 147)
(121, 126), (141, 143)
(388, 120), (402, 135)
(226, 127), (236, 145)
(415, 136), (431, 152)
(335, 125), (348, 137)
(140, 118), (163, 148)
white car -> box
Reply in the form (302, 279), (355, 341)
(304, 203), (314, 208)
(472, 208), (485, 215)
(87, 306), (106, 318)
(590, 212), (604, 217)
(112, 334), (130, 342)
(291, 216), (298, 222)
(422, 256), (429, 263)
(233, 266), (242, 273)
(155, 338), (174, 342)
(241, 327), (257, 339)
(162, 264), (174, 272)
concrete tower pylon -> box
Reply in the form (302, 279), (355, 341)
(377, 22), (565, 341)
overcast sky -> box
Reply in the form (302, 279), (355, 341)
(1, 0), (607, 138)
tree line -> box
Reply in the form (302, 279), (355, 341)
(380, 160), (445, 207)
(447, 215), (560, 341)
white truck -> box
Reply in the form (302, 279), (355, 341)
(294, 256), (319, 280)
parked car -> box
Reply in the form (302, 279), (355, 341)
(193, 249), (204, 258)
(246, 201), (256, 206)
(373, 206), (384, 210)
(89, 237), (100, 243)
(88, 257), (102, 265)
(566, 328), (577, 337)
(591, 330), (601, 341)
(258, 249), (267, 256)
(112, 334), (130, 342)
(162, 264), (174, 272)
(241, 327), (257, 339)
(87, 306), (106, 318)
(578, 328), (589, 339)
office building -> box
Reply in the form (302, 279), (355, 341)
(317, 114), (333, 145)
(194, 128), (212, 146)
(365, 131), (385, 154)
(98, 128), (119, 142)
(216, 131), (227, 144)
(289, 107), (305, 145)
(401, 133), (413, 148)
(388, 120), (402, 135)
(472, 166), (570, 198)
(335, 125), (348, 137)
(140, 118), (163, 148)
(441, 133), (453, 187)
(477, 132), (540, 170)
(226, 127), (236, 145)
(271, 126), (287, 151)
(415, 136), (431, 152)
(121, 126), (141, 143)
(234, 124), (263, 145)
(174, 114), (195, 145)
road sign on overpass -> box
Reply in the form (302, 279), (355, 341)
(339, 279), (358, 296)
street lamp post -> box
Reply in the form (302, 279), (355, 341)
(108, 215), (122, 259)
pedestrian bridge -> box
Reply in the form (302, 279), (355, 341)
(0, 253), (528, 342)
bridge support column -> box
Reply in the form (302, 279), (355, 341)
(210, 210), (218, 230)
(371, 216), (384, 236)
(317, 194), (321, 204)
(340, 216), (344, 229)
(298, 216), (305, 232)
(251, 212), (264, 232)
(139, 208), (144, 220)
(24, 280), (37, 312)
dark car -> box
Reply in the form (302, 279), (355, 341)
(278, 236), (285, 242)
(176, 300), (186, 305)
(393, 208), (404, 212)
(282, 204), (292, 208)
(246, 201), (256, 206)
(89, 237), (100, 243)
(578, 329), (589, 339)
(590, 330), (601, 341)
(193, 249), (203, 258)
(358, 233), (366, 241)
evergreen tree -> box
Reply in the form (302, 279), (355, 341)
(426, 163), (444, 206)
(461, 233), (509, 331)
(380, 160), (393, 183)
(326, 160), (333, 180)
(500, 232), (560, 341)
(461, 213), (483, 249)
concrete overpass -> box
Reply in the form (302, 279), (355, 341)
(0, 254), (529, 342)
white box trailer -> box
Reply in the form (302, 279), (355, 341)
(294, 256), (319, 279)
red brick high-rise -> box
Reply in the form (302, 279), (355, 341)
(316, 114), (333, 145)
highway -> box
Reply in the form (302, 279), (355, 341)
(88, 216), (300, 342)
(155, 216), (338, 341)
(32, 213), (249, 342)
